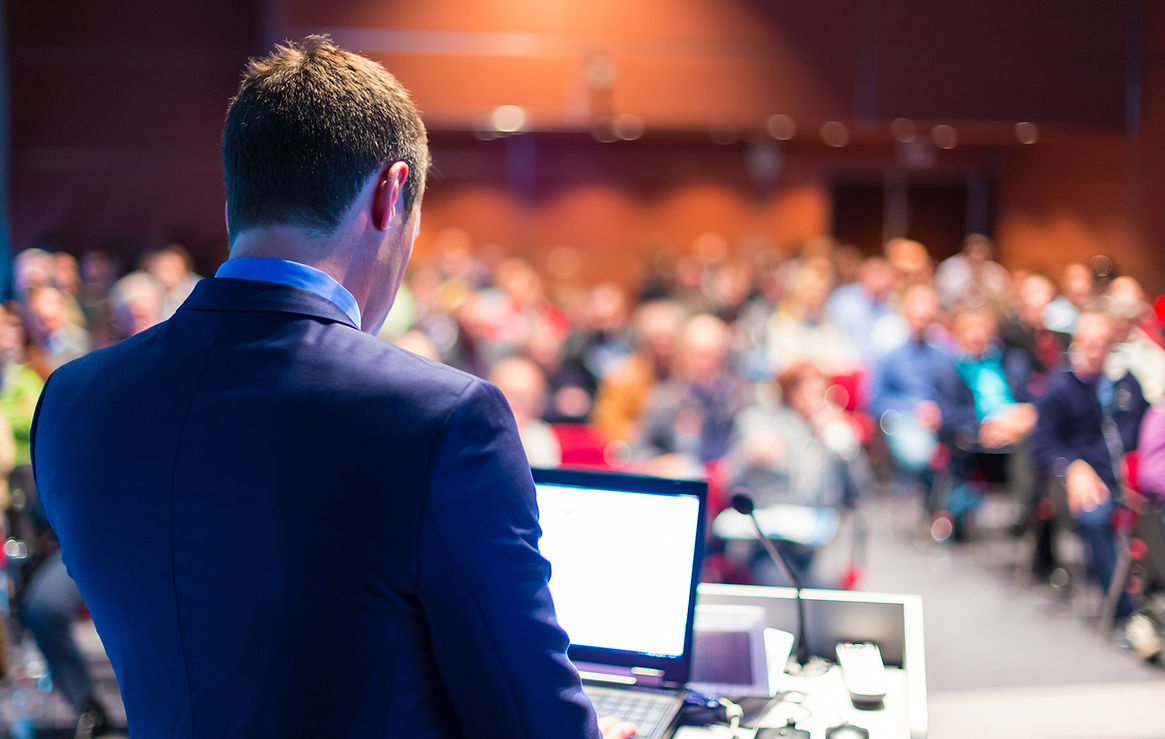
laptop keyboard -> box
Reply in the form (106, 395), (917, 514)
(583, 685), (681, 739)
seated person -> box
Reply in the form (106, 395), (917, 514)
(1033, 305), (1148, 618)
(0, 300), (113, 735)
(936, 304), (1037, 537)
(1000, 272), (1065, 394)
(635, 314), (747, 466)
(1105, 276), (1165, 405)
(1139, 403), (1165, 502)
(767, 257), (858, 376)
(825, 256), (901, 363)
(724, 361), (861, 585)
(490, 357), (563, 469)
(870, 284), (949, 504)
(934, 234), (1011, 311)
(592, 300), (685, 444)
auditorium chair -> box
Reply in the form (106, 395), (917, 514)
(548, 423), (615, 469)
(1099, 452), (1165, 633)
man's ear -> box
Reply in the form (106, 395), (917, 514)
(372, 161), (410, 231)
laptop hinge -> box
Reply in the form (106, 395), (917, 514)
(630, 667), (666, 688)
(577, 664), (667, 688)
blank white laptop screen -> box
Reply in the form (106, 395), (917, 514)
(535, 483), (702, 659)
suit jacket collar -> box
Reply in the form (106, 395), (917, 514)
(177, 277), (361, 331)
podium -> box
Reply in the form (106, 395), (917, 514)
(685, 584), (928, 738)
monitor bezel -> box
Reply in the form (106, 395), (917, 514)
(530, 466), (708, 685)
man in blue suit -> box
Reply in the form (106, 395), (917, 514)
(32, 36), (635, 739)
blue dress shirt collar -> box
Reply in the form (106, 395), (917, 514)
(215, 257), (362, 329)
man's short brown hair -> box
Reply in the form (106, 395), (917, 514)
(222, 35), (429, 242)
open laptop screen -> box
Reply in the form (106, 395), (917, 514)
(531, 468), (706, 682)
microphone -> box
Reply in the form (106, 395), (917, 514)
(730, 489), (811, 666)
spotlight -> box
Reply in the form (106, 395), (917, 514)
(1015, 121), (1039, 144)
(767, 114), (796, 141)
(615, 114), (644, 141)
(490, 105), (527, 133)
(931, 124), (957, 150)
(591, 116), (618, 143)
(891, 118), (916, 143)
(821, 121), (849, 148)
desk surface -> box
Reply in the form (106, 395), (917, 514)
(681, 585), (927, 739)
(675, 665), (910, 739)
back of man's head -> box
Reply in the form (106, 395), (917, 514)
(222, 35), (429, 243)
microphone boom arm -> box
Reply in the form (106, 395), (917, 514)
(733, 491), (811, 666)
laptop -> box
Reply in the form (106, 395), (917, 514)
(531, 467), (707, 739)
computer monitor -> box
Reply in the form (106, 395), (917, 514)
(531, 467), (707, 684)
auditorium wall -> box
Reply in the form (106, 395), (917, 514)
(7, 0), (1165, 295)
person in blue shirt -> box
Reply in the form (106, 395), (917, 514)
(870, 284), (950, 505)
(32, 36), (635, 739)
(1033, 305), (1148, 619)
(935, 304), (1038, 538)
(825, 256), (900, 363)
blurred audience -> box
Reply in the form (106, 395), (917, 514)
(24, 286), (90, 378)
(6, 229), (1165, 655)
(767, 257), (856, 374)
(524, 315), (594, 423)
(1044, 262), (1095, 335)
(12, 248), (56, 302)
(870, 285), (948, 502)
(825, 256), (901, 362)
(934, 234), (1010, 310)
(392, 329), (441, 361)
(77, 250), (118, 348)
(109, 272), (165, 341)
(1105, 275), (1165, 404)
(635, 313), (746, 465)
(490, 356), (562, 468)
(567, 282), (632, 386)
(935, 304), (1037, 534)
(144, 244), (201, 320)
(725, 361), (861, 583)
(593, 300), (685, 443)
(0, 296), (111, 734)
(1032, 306), (1149, 619)
(885, 237), (934, 288)
(1000, 272), (1064, 388)
(1139, 403), (1165, 502)
(0, 303), (43, 485)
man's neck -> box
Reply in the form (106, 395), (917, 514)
(229, 227), (374, 327)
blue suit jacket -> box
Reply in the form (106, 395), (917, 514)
(31, 277), (600, 738)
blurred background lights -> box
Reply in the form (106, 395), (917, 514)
(591, 115), (619, 143)
(1089, 253), (1114, 279)
(931, 123), (958, 149)
(766, 113), (796, 140)
(891, 117), (917, 143)
(820, 120), (849, 147)
(490, 104), (527, 133)
(614, 113), (644, 141)
(584, 54), (617, 91)
(1015, 121), (1039, 144)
